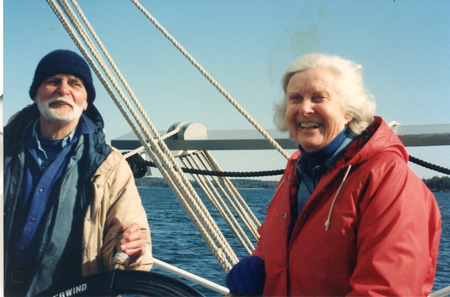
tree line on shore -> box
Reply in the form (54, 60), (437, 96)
(134, 177), (279, 189)
(135, 176), (450, 192)
(422, 176), (450, 192)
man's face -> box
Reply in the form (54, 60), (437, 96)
(35, 74), (88, 124)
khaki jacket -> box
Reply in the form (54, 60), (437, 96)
(82, 147), (153, 275)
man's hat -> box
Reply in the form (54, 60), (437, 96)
(29, 49), (96, 103)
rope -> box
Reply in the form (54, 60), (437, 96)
(181, 156), (255, 254)
(128, 152), (450, 178)
(49, 0), (239, 271)
(409, 156), (450, 176)
(123, 127), (182, 160)
(191, 152), (260, 237)
(202, 151), (261, 228)
(184, 167), (284, 177)
(131, 157), (285, 177)
(128, 0), (290, 161)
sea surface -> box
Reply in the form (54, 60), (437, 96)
(140, 188), (450, 296)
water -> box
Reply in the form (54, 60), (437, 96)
(435, 192), (450, 291)
(140, 188), (450, 296)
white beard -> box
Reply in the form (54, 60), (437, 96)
(36, 96), (84, 124)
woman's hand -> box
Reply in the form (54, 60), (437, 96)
(226, 255), (265, 295)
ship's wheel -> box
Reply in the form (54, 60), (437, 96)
(37, 270), (204, 297)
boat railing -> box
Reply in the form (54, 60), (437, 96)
(431, 286), (450, 297)
(153, 258), (229, 295)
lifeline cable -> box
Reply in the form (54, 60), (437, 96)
(127, 153), (449, 178)
(409, 156), (450, 176)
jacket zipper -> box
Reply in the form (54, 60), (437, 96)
(286, 253), (291, 296)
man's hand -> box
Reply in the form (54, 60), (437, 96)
(115, 223), (147, 264)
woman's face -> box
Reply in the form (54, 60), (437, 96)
(285, 68), (352, 152)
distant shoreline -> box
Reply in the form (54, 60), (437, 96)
(135, 177), (279, 189)
(135, 176), (450, 192)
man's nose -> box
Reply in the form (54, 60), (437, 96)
(56, 80), (70, 95)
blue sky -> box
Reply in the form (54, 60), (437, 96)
(3, 0), (450, 179)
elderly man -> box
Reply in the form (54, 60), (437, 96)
(4, 49), (153, 296)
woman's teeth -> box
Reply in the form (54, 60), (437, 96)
(299, 122), (321, 129)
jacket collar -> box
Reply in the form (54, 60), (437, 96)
(332, 116), (408, 170)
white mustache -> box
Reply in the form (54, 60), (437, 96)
(36, 95), (83, 124)
(46, 97), (76, 108)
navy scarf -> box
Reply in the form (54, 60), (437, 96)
(295, 127), (355, 215)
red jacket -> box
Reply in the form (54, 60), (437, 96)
(253, 117), (441, 296)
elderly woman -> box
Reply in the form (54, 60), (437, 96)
(226, 53), (441, 296)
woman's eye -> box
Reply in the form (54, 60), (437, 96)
(312, 95), (325, 101)
(288, 95), (302, 102)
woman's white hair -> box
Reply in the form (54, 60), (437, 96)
(273, 53), (376, 135)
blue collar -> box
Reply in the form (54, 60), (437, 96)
(297, 127), (356, 184)
(28, 115), (92, 168)
(294, 127), (356, 218)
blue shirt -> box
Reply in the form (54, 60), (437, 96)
(9, 117), (91, 271)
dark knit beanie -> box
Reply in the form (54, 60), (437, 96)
(29, 49), (96, 103)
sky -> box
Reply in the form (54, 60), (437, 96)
(2, 0), (450, 180)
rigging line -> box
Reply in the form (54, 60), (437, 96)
(409, 156), (450, 176)
(130, 155), (450, 178)
(52, 0), (193, 205)
(50, 0), (195, 211)
(201, 150), (262, 229)
(68, 0), (175, 149)
(123, 127), (182, 160)
(181, 156), (255, 254)
(187, 153), (258, 244)
(137, 159), (285, 177)
(128, 0), (290, 161)
(197, 151), (260, 235)
(64, 0), (189, 183)
(66, 0), (232, 241)
(50, 0), (238, 270)
(63, 0), (241, 269)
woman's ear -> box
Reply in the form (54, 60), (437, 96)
(344, 113), (353, 125)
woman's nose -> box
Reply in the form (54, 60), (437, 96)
(299, 99), (314, 115)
